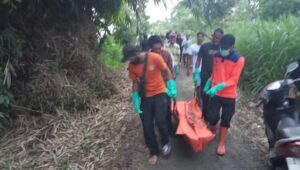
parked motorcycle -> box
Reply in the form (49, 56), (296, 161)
(257, 61), (300, 170)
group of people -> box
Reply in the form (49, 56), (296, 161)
(122, 28), (245, 165)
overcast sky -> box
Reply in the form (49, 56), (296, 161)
(145, 0), (181, 23)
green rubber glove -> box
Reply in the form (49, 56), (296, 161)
(165, 88), (171, 97)
(193, 68), (201, 86)
(132, 91), (143, 114)
(207, 83), (226, 97)
(166, 79), (177, 99)
(204, 78), (212, 93)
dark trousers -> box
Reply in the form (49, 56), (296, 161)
(182, 54), (188, 65)
(179, 49), (183, 62)
(140, 93), (169, 155)
(201, 77), (210, 120)
(207, 96), (236, 128)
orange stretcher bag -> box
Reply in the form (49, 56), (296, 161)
(172, 98), (215, 152)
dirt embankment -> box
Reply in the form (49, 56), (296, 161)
(0, 70), (135, 169)
(231, 91), (269, 161)
(1, 3), (131, 168)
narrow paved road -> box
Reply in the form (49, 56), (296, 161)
(142, 66), (268, 170)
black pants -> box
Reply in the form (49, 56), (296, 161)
(179, 48), (183, 63)
(207, 96), (236, 128)
(201, 77), (210, 120)
(182, 54), (188, 65)
(140, 93), (169, 155)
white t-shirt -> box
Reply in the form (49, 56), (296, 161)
(182, 39), (192, 54)
(187, 43), (201, 72)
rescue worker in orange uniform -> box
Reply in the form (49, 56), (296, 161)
(204, 34), (245, 156)
(122, 45), (177, 165)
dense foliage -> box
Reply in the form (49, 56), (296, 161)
(154, 0), (300, 95)
(98, 36), (123, 70)
(227, 16), (300, 93)
(179, 0), (237, 26)
(0, 0), (161, 127)
(259, 0), (300, 20)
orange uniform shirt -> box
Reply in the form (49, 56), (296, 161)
(211, 51), (245, 99)
(128, 52), (167, 97)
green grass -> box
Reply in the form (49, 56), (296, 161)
(98, 36), (123, 70)
(226, 16), (300, 93)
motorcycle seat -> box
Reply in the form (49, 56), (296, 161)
(276, 127), (300, 141)
(276, 117), (300, 141)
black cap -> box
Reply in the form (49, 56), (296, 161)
(220, 34), (235, 49)
(122, 45), (142, 62)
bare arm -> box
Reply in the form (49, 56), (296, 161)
(155, 52), (174, 80)
(162, 67), (173, 80)
(165, 50), (174, 76)
(132, 80), (138, 92)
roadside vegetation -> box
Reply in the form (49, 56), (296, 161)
(0, 0), (160, 169)
(151, 0), (300, 94)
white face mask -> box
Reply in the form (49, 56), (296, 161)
(221, 49), (230, 57)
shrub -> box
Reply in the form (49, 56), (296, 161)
(98, 36), (123, 70)
(226, 16), (300, 93)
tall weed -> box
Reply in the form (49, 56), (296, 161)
(98, 36), (123, 70)
(226, 16), (300, 93)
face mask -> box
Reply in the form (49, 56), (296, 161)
(221, 49), (230, 57)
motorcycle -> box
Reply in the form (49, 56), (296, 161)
(257, 61), (300, 170)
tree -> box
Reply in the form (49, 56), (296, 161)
(259, 0), (300, 20)
(149, 20), (170, 35)
(0, 0), (163, 122)
(113, 3), (151, 44)
(170, 5), (205, 34)
(179, 0), (237, 26)
(223, 0), (259, 23)
(149, 5), (206, 36)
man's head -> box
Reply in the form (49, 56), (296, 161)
(212, 28), (224, 45)
(220, 34), (235, 57)
(169, 32), (177, 44)
(148, 35), (163, 54)
(177, 33), (182, 38)
(196, 32), (205, 45)
(186, 34), (191, 40)
(122, 45), (144, 64)
(166, 30), (172, 40)
(142, 34), (147, 40)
